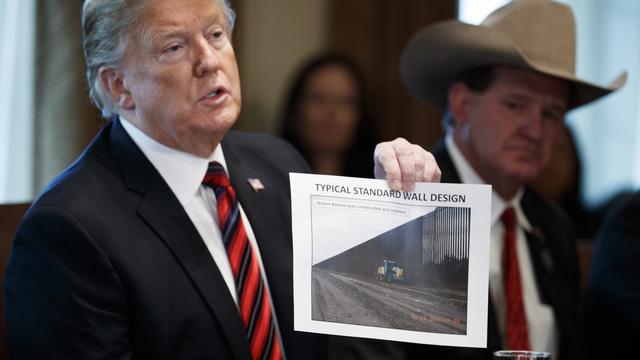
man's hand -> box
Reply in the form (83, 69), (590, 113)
(374, 137), (441, 191)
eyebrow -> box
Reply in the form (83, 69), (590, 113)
(139, 12), (225, 50)
(505, 92), (567, 113)
(548, 104), (567, 114)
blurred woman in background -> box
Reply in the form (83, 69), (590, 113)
(281, 53), (410, 359)
(281, 53), (378, 178)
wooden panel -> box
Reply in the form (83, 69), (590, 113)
(0, 203), (30, 358)
(329, 1), (457, 149)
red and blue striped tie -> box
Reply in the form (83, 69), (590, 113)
(203, 161), (283, 360)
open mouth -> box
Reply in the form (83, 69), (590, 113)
(202, 87), (227, 101)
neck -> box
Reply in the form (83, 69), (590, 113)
(310, 155), (345, 176)
(121, 112), (223, 158)
(490, 177), (521, 202)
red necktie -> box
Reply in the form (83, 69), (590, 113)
(501, 207), (530, 350)
(203, 161), (283, 360)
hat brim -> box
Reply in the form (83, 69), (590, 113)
(401, 20), (627, 111)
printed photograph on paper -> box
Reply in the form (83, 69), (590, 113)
(311, 197), (470, 335)
(290, 173), (491, 348)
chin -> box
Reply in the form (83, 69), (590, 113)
(512, 169), (541, 185)
(505, 162), (542, 182)
(199, 112), (238, 132)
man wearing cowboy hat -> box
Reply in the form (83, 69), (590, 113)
(396, 0), (626, 358)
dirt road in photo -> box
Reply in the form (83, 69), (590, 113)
(312, 267), (467, 334)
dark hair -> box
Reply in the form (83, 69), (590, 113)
(442, 66), (496, 129)
(455, 65), (496, 93)
(455, 65), (577, 104)
(280, 53), (378, 178)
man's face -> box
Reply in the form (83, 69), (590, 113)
(116, 0), (241, 156)
(454, 67), (569, 197)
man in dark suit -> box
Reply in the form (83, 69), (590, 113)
(394, 1), (626, 359)
(581, 192), (640, 359)
(3, 0), (440, 359)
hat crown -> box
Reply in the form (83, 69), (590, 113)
(400, 0), (625, 111)
(481, 0), (576, 74)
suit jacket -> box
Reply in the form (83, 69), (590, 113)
(4, 119), (320, 359)
(581, 191), (640, 359)
(403, 142), (583, 360)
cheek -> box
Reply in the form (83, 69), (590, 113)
(338, 111), (359, 142)
(471, 124), (503, 154)
(299, 105), (324, 129)
(131, 69), (182, 107)
(538, 140), (556, 167)
(541, 126), (561, 154)
(223, 53), (241, 93)
(340, 108), (358, 128)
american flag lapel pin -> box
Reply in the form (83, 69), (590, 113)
(247, 178), (265, 192)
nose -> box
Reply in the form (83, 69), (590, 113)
(523, 108), (544, 141)
(194, 37), (220, 77)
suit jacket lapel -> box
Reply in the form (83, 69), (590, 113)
(521, 192), (581, 357)
(522, 191), (565, 308)
(221, 136), (292, 283)
(221, 136), (301, 356)
(109, 119), (252, 360)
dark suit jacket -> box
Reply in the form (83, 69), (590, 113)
(581, 191), (640, 359)
(4, 119), (319, 359)
(403, 142), (583, 360)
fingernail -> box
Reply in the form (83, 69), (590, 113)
(392, 180), (402, 190)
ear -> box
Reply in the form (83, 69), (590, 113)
(447, 82), (473, 127)
(99, 67), (135, 110)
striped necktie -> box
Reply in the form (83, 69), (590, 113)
(203, 161), (283, 360)
(501, 207), (530, 350)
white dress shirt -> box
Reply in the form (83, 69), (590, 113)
(445, 134), (557, 354)
(120, 118), (270, 306)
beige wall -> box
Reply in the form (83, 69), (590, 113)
(235, 0), (329, 134)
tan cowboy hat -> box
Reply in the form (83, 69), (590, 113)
(401, 0), (627, 110)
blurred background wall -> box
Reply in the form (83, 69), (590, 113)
(234, 0), (454, 149)
(234, 0), (330, 133)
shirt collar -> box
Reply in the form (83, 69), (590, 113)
(445, 133), (532, 232)
(120, 116), (229, 206)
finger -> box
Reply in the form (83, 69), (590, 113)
(422, 151), (442, 183)
(373, 142), (402, 190)
(391, 139), (417, 192)
(412, 146), (427, 184)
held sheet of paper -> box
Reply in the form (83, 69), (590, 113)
(290, 173), (492, 348)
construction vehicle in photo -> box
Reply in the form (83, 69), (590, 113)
(376, 259), (404, 283)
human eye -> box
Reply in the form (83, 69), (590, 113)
(158, 41), (185, 62)
(503, 99), (523, 111)
(304, 92), (327, 105)
(339, 95), (358, 109)
(208, 27), (227, 44)
(212, 29), (224, 39)
(163, 44), (183, 54)
(543, 109), (564, 123)
(211, 31), (223, 46)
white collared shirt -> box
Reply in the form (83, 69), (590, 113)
(445, 134), (557, 354)
(121, 117), (264, 305)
